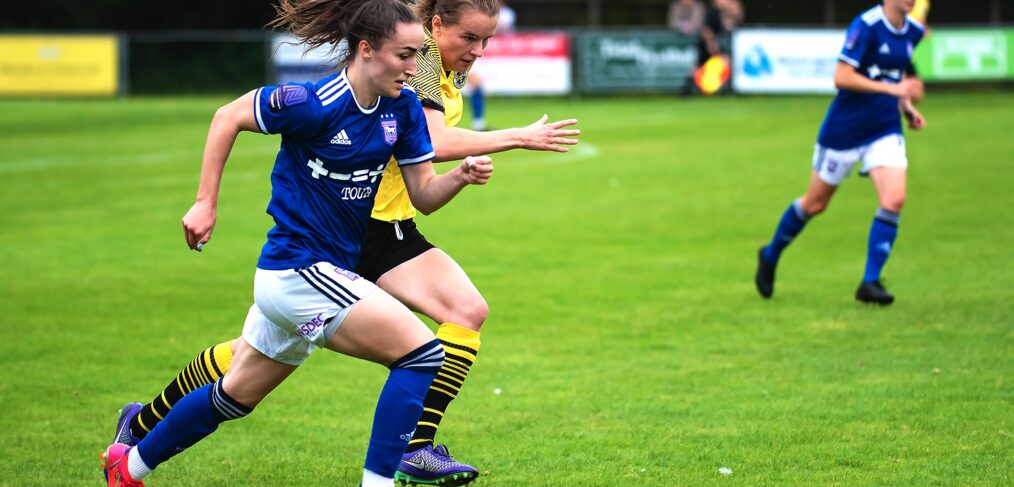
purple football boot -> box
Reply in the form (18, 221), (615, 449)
(103, 403), (142, 482)
(395, 444), (479, 485)
(113, 402), (142, 446)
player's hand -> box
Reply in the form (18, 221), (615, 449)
(182, 200), (217, 252)
(890, 78), (923, 99)
(460, 155), (493, 185)
(903, 105), (926, 130)
(519, 114), (581, 152)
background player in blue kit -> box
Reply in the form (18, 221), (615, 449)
(100, 1), (494, 486)
(755, 0), (926, 304)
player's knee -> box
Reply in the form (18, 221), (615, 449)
(801, 198), (829, 216)
(455, 296), (489, 330)
(880, 193), (905, 213)
(213, 379), (255, 421)
(219, 375), (268, 411)
(390, 339), (445, 373)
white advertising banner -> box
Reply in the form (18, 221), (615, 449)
(470, 32), (571, 95)
(271, 34), (345, 84)
(733, 29), (846, 94)
(271, 32), (571, 95)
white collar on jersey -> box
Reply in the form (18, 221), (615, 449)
(340, 67), (380, 115)
(870, 5), (911, 35)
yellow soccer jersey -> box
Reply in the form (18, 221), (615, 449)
(371, 29), (469, 222)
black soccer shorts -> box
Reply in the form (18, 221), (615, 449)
(355, 218), (436, 283)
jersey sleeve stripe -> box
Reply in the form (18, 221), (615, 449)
(839, 54), (860, 67)
(316, 75), (344, 97)
(861, 7), (882, 25)
(254, 87), (269, 134)
(319, 80), (348, 102)
(396, 151), (436, 165)
(321, 86), (350, 107)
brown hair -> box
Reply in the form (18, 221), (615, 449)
(268, 0), (420, 67)
(412, 0), (500, 31)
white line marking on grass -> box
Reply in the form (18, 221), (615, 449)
(509, 142), (600, 168)
(565, 141), (600, 162)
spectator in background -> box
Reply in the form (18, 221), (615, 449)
(699, 0), (743, 63)
(668, 0), (705, 37)
(468, 0), (515, 131)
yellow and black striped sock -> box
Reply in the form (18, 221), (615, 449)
(406, 323), (480, 452)
(130, 341), (234, 439)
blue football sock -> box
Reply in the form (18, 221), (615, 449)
(364, 340), (444, 478)
(135, 379), (252, 471)
(471, 87), (486, 129)
(762, 198), (809, 265)
(863, 208), (900, 283)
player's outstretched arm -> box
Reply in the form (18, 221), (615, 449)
(424, 108), (580, 163)
(182, 90), (261, 251)
(400, 156), (494, 215)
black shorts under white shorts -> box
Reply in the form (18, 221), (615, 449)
(355, 218), (436, 283)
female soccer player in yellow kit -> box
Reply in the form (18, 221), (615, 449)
(108, 1), (580, 485)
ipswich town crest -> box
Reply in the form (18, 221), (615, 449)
(381, 119), (398, 145)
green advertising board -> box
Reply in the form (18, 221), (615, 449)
(912, 29), (1014, 81)
(577, 31), (700, 93)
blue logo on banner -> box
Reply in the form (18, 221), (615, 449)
(743, 45), (773, 77)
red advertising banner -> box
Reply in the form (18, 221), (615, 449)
(471, 32), (572, 95)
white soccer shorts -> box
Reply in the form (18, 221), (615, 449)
(242, 262), (379, 365)
(812, 133), (908, 186)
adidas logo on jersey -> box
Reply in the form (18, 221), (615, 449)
(330, 130), (351, 146)
(879, 43), (891, 54)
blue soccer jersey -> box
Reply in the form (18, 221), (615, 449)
(818, 6), (924, 150)
(253, 68), (435, 271)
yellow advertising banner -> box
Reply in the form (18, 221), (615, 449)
(0, 35), (120, 96)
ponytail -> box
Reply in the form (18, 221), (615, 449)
(269, 0), (419, 67)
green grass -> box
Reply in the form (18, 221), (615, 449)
(0, 92), (1011, 486)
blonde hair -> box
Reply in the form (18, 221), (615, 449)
(412, 0), (500, 31)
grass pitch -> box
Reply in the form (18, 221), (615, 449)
(0, 92), (1011, 485)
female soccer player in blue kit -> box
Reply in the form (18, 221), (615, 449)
(100, 1), (494, 486)
(109, 1), (580, 484)
(755, 0), (926, 304)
